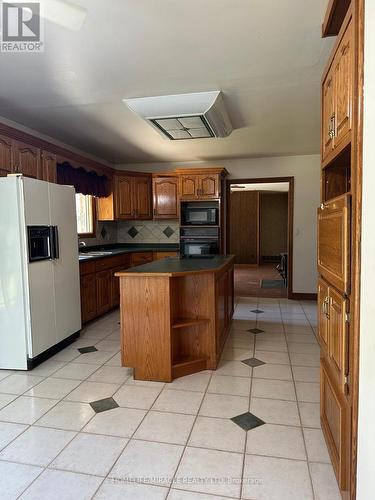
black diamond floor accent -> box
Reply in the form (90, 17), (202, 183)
(242, 357), (266, 368)
(78, 346), (98, 354)
(247, 328), (264, 334)
(250, 309), (264, 314)
(231, 412), (265, 431)
(90, 397), (119, 413)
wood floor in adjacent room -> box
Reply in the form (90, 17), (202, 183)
(234, 264), (287, 298)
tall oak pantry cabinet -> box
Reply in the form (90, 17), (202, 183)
(318, 1), (363, 499)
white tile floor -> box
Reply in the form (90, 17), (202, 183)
(0, 297), (342, 499)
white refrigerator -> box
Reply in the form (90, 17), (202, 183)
(0, 175), (81, 370)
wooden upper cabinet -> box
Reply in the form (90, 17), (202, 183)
(322, 16), (353, 163)
(133, 175), (152, 219)
(180, 175), (198, 198)
(0, 134), (13, 177)
(41, 150), (57, 183)
(317, 193), (350, 294)
(180, 172), (220, 199)
(198, 174), (219, 198)
(115, 175), (134, 219)
(333, 19), (352, 148)
(153, 176), (179, 219)
(322, 69), (335, 159)
(108, 174), (152, 221)
(12, 140), (41, 179)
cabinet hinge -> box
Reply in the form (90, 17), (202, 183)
(345, 312), (350, 323)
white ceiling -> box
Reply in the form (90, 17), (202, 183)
(0, 0), (333, 164)
(231, 182), (289, 192)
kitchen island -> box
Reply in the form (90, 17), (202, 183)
(116, 255), (234, 382)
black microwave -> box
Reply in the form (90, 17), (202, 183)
(181, 205), (218, 225)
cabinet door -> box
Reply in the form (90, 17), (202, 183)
(41, 150), (57, 183)
(322, 69), (335, 160)
(333, 19), (353, 148)
(115, 175), (134, 219)
(321, 358), (350, 491)
(0, 134), (13, 177)
(80, 273), (97, 323)
(318, 279), (330, 351)
(180, 175), (198, 198)
(197, 174), (219, 198)
(153, 176), (179, 219)
(133, 175), (152, 219)
(96, 270), (112, 315)
(13, 140), (41, 179)
(317, 194), (350, 294)
(328, 288), (349, 393)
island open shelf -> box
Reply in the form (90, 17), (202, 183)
(115, 255), (234, 382)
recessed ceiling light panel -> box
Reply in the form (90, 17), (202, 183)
(123, 91), (233, 140)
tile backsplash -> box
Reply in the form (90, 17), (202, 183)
(79, 221), (117, 246)
(117, 220), (179, 244)
(79, 220), (180, 246)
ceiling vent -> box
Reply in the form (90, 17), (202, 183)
(123, 91), (233, 140)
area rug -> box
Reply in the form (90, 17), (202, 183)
(261, 279), (285, 289)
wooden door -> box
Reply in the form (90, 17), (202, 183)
(197, 174), (219, 198)
(318, 278), (330, 351)
(96, 270), (112, 315)
(80, 273), (97, 323)
(322, 68), (335, 160)
(180, 175), (198, 198)
(133, 175), (152, 219)
(0, 134), (13, 177)
(153, 176), (179, 219)
(230, 191), (259, 264)
(333, 18), (353, 148)
(317, 194), (350, 294)
(115, 175), (134, 219)
(41, 150), (57, 183)
(13, 140), (41, 179)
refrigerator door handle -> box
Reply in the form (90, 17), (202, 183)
(50, 226), (59, 260)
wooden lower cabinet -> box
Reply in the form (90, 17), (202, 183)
(318, 278), (351, 492)
(153, 251), (178, 261)
(80, 273), (97, 323)
(96, 270), (112, 316)
(79, 253), (131, 324)
(321, 358), (350, 491)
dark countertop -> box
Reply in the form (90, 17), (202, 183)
(116, 255), (235, 277)
(78, 243), (179, 262)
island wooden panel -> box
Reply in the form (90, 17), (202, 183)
(117, 257), (234, 382)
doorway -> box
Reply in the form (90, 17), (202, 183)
(226, 177), (294, 299)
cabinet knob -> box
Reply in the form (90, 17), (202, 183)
(320, 203), (326, 210)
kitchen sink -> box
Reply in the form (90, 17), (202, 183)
(80, 251), (114, 257)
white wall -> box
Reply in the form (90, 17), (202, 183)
(356, 2), (375, 498)
(117, 154), (320, 294)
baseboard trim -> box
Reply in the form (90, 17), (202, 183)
(27, 330), (80, 370)
(289, 293), (317, 301)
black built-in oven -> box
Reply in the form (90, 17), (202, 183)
(181, 201), (219, 225)
(180, 227), (220, 258)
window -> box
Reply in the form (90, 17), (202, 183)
(75, 193), (95, 236)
